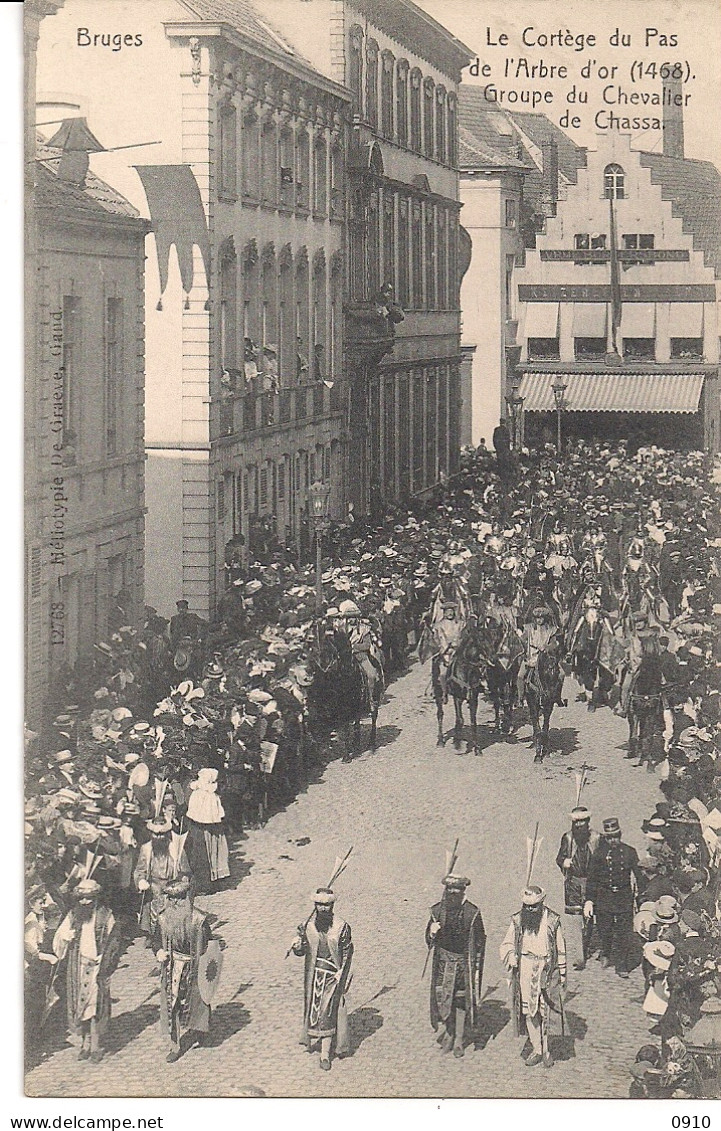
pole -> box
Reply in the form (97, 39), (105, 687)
(315, 523), (323, 616)
(556, 402), (562, 453)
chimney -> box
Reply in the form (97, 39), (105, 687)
(662, 78), (684, 159)
(45, 116), (105, 188)
(540, 140), (558, 217)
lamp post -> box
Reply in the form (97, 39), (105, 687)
(551, 377), (568, 453)
(308, 479), (331, 616)
(505, 380), (525, 450)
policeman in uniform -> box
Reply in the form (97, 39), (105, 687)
(584, 817), (646, 978)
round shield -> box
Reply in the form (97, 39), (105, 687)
(174, 646), (192, 673)
(197, 939), (223, 1006)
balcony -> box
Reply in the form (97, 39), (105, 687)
(216, 382), (343, 440)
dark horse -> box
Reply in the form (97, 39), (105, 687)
(524, 636), (565, 762)
(481, 618), (523, 736)
(627, 649), (666, 769)
(307, 626), (384, 761)
(432, 622), (486, 753)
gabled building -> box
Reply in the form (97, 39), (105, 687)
(253, 0), (474, 510)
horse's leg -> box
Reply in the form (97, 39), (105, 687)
(468, 689), (479, 754)
(370, 699), (378, 751)
(453, 696), (464, 751)
(435, 691), (445, 747)
(627, 713), (637, 759)
(542, 704), (553, 758)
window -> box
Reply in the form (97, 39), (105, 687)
(260, 121), (277, 204)
(574, 232), (607, 264)
(505, 199), (516, 228)
(217, 479), (226, 523)
(314, 137), (327, 215)
(437, 210), (448, 310)
(366, 40), (379, 131)
(448, 212), (458, 309)
(435, 86), (446, 164)
(259, 467), (268, 509)
(528, 337), (560, 359)
(623, 233), (655, 266)
(411, 201), (423, 308)
(623, 338), (655, 359)
(410, 68), (422, 151)
(383, 195), (395, 294)
(425, 206), (436, 309)
(105, 297), (122, 455)
(447, 93), (458, 166)
(671, 338), (703, 359)
(296, 129), (310, 210)
(397, 197), (410, 307)
(242, 110), (259, 197)
(423, 77), (435, 159)
(279, 127), (294, 207)
(367, 190), (380, 297)
(505, 253), (514, 319)
(575, 337), (607, 359)
(349, 26), (363, 118)
(330, 142), (344, 217)
(381, 51), (394, 139)
(604, 163), (625, 199)
(219, 102), (237, 198)
(61, 295), (80, 452)
(396, 60), (409, 147)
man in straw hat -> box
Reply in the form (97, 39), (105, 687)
(585, 817), (646, 978)
(52, 878), (121, 1063)
(290, 888), (353, 1071)
(155, 877), (213, 1063)
(500, 886), (566, 1067)
(425, 875), (486, 1058)
(556, 805), (600, 970)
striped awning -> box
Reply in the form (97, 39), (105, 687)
(519, 372), (705, 414)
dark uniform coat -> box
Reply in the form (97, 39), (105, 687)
(586, 839), (646, 913)
(426, 899), (486, 1031)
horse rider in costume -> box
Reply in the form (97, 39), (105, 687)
(336, 599), (384, 679)
(518, 605), (563, 706)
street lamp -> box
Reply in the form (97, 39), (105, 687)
(308, 479), (331, 616)
(505, 378), (525, 450)
(551, 377), (568, 453)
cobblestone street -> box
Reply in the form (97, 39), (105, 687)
(28, 661), (663, 1099)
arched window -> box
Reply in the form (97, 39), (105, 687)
(397, 196), (410, 307)
(604, 163), (625, 199)
(330, 253), (342, 383)
(447, 93), (458, 167)
(437, 208), (447, 309)
(279, 245), (293, 385)
(242, 108), (260, 197)
(279, 126), (294, 207)
(349, 187), (366, 302)
(296, 128), (310, 210)
(260, 119), (277, 204)
(330, 140), (344, 218)
(219, 241), (237, 369)
(218, 101), (237, 198)
(410, 68), (422, 151)
(312, 251), (327, 377)
(381, 50), (395, 139)
(349, 25), (363, 118)
(366, 39), (379, 131)
(261, 244), (277, 354)
(435, 85), (446, 164)
(423, 77), (435, 159)
(383, 193), (395, 293)
(425, 203), (436, 309)
(411, 200), (423, 307)
(295, 250), (310, 378)
(396, 60), (409, 148)
(314, 135), (327, 215)
(367, 189), (380, 297)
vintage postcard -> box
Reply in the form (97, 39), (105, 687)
(24, 0), (721, 1101)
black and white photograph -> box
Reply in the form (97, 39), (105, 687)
(21, 0), (721, 1105)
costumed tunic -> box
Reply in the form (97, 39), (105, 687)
(133, 842), (192, 936)
(293, 915), (353, 1051)
(556, 830), (601, 913)
(186, 769), (230, 886)
(500, 909), (566, 1035)
(156, 904), (211, 1044)
(426, 900), (486, 1030)
(53, 906), (121, 1038)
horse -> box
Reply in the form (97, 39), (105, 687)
(627, 651), (666, 769)
(524, 636), (565, 762)
(480, 617), (523, 735)
(307, 626), (383, 760)
(441, 622), (486, 753)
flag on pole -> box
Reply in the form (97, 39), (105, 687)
(608, 194), (622, 354)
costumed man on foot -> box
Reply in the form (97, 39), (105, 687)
(556, 805), (600, 969)
(52, 877), (122, 1063)
(155, 876), (217, 1063)
(291, 887), (353, 1071)
(500, 885), (566, 1068)
(425, 874), (486, 1058)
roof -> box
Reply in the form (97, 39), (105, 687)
(458, 88), (587, 203)
(519, 371), (705, 414)
(178, 0), (298, 56)
(350, 0), (474, 80)
(35, 137), (143, 223)
(639, 152), (721, 277)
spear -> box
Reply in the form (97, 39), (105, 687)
(285, 846), (354, 958)
(526, 821), (541, 888)
(574, 763), (589, 809)
(422, 838), (459, 979)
